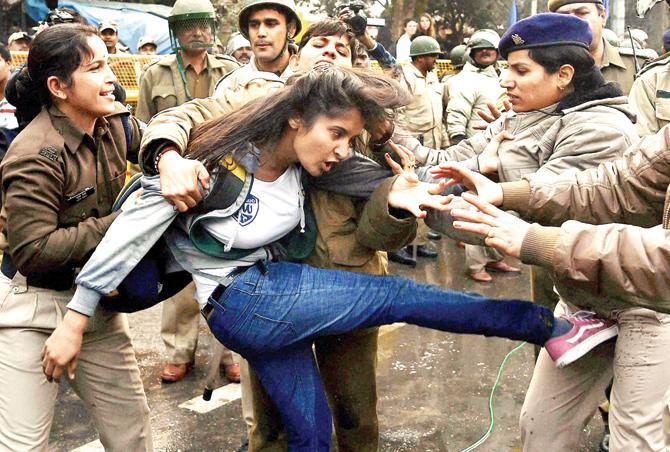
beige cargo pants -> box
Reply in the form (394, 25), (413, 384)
(161, 281), (234, 365)
(520, 300), (670, 452)
(0, 273), (152, 451)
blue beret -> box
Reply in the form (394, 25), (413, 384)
(499, 13), (592, 59)
(664, 28), (670, 47)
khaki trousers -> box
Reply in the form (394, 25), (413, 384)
(465, 244), (503, 273)
(0, 273), (152, 451)
(161, 281), (233, 365)
(520, 301), (670, 452)
(244, 327), (380, 451)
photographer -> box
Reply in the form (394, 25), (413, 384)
(337, 3), (396, 69)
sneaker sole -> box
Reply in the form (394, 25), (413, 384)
(553, 325), (619, 368)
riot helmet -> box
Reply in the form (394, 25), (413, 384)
(168, 0), (217, 52)
(409, 36), (441, 57)
(237, 0), (302, 40)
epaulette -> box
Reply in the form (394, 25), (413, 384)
(636, 52), (670, 77)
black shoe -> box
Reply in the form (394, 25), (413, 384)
(427, 230), (442, 241)
(414, 244), (438, 258)
(388, 248), (417, 267)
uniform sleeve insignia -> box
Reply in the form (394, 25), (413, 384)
(38, 146), (60, 161)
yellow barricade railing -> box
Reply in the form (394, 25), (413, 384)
(10, 50), (507, 111)
(10, 51), (159, 109)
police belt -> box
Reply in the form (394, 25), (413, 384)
(1, 252), (76, 291)
(201, 261), (267, 321)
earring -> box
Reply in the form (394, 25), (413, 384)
(558, 85), (565, 91)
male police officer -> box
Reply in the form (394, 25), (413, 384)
(214, 0), (301, 99)
(390, 36), (443, 266)
(443, 29), (518, 282)
(629, 52), (670, 136)
(135, 0), (239, 383)
(548, 0), (650, 94)
(98, 21), (129, 55)
(396, 36), (447, 149)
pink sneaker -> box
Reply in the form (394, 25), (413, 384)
(545, 311), (618, 368)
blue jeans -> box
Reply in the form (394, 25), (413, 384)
(205, 261), (554, 451)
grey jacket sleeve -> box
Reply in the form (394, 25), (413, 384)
(533, 113), (639, 180)
(67, 176), (180, 316)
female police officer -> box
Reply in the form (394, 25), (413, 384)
(0, 24), (152, 450)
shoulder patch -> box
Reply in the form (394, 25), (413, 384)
(637, 53), (670, 76)
(38, 146), (60, 161)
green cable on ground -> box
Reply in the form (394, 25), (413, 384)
(459, 341), (528, 452)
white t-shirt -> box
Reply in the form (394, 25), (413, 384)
(192, 165), (302, 306)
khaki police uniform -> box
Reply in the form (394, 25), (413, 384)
(0, 104), (152, 451)
(135, 52), (239, 366)
(629, 53), (670, 136)
(396, 63), (448, 149)
(600, 37), (650, 95)
(136, 53), (239, 123)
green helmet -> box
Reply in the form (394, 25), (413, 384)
(449, 44), (467, 69)
(602, 28), (620, 47)
(409, 36), (441, 57)
(238, 0), (302, 40)
(467, 29), (500, 50)
(168, 0), (217, 52)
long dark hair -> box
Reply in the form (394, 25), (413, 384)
(528, 45), (622, 110)
(12, 23), (97, 110)
(186, 66), (411, 171)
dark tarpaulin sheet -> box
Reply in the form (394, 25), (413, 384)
(24, 0), (173, 54)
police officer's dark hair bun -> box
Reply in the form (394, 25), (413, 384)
(26, 23), (98, 108)
(8, 66), (43, 129)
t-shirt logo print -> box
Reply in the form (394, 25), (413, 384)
(239, 194), (260, 226)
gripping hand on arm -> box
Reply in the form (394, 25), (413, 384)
(157, 149), (210, 212)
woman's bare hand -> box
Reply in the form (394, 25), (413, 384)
(430, 163), (503, 206)
(450, 192), (530, 258)
(42, 310), (89, 383)
(478, 131), (514, 174)
(158, 151), (210, 212)
(474, 99), (513, 130)
(388, 172), (449, 218)
(384, 141), (418, 175)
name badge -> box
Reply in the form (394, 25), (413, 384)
(65, 186), (95, 204)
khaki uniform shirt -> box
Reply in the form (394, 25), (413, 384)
(600, 38), (650, 95)
(135, 53), (239, 123)
(628, 54), (670, 136)
(395, 63), (448, 149)
(0, 103), (140, 274)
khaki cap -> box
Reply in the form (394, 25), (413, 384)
(98, 21), (119, 33)
(8, 31), (30, 45)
